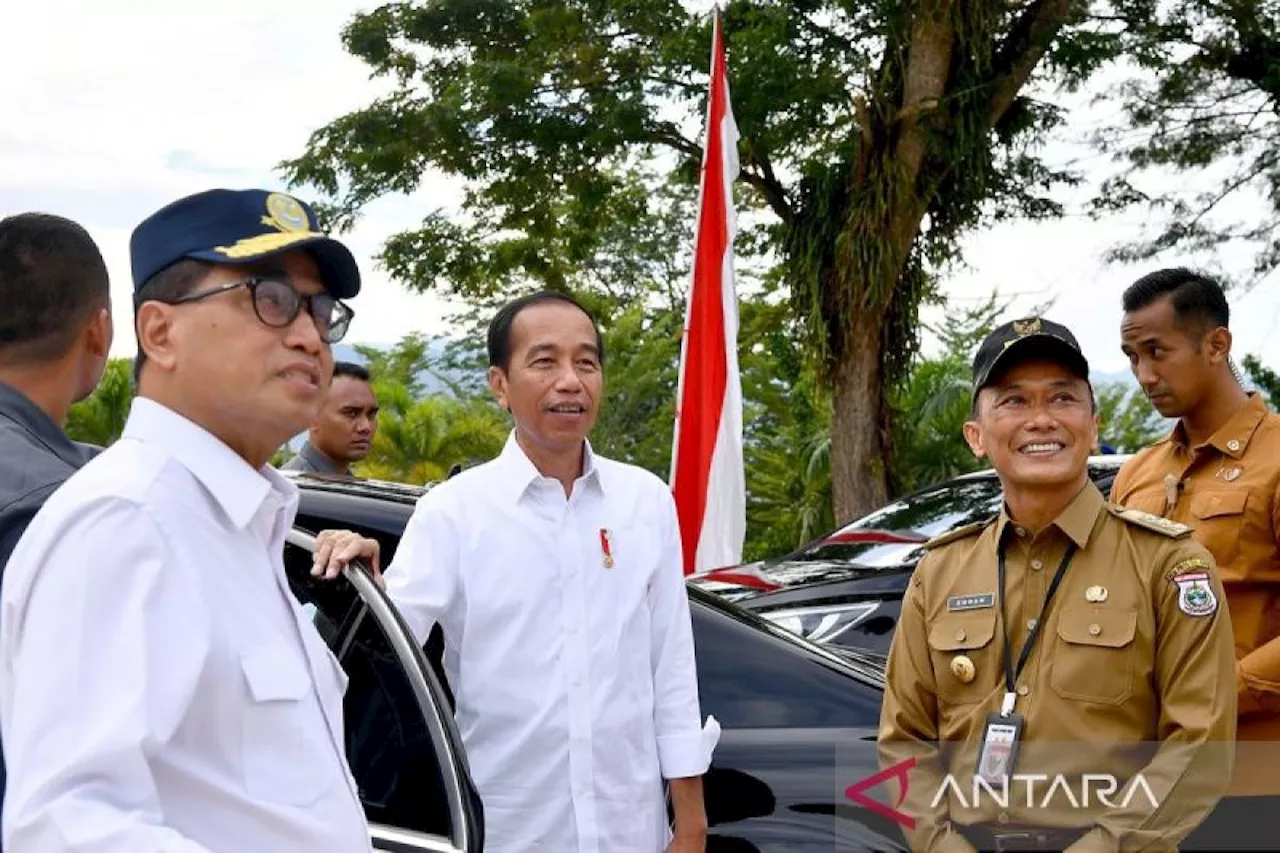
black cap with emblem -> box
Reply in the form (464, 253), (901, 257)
(971, 316), (1091, 400)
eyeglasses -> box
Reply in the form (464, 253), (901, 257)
(162, 276), (354, 344)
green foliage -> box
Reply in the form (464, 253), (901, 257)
(65, 358), (134, 448)
(1243, 354), (1280, 407)
(1088, 0), (1280, 284)
(1095, 381), (1166, 453)
(285, 0), (1094, 517)
(890, 295), (1009, 494)
(355, 335), (509, 483)
(358, 392), (508, 484)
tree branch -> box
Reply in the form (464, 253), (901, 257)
(740, 152), (794, 224)
(985, 0), (1076, 130)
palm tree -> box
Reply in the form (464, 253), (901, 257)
(357, 392), (508, 485)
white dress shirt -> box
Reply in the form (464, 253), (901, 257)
(0, 398), (370, 853)
(386, 434), (716, 853)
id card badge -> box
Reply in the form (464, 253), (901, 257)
(976, 711), (1024, 785)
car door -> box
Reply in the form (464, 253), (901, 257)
(282, 528), (484, 853)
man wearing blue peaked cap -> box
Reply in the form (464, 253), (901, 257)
(0, 188), (384, 852)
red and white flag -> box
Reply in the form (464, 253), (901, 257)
(670, 11), (745, 576)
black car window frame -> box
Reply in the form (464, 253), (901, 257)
(285, 528), (478, 853)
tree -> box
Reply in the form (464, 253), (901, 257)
(1089, 0), (1280, 284)
(358, 390), (509, 483)
(284, 0), (1094, 521)
(890, 294), (1010, 493)
(1243, 354), (1280, 406)
(65, 358), (134, 448)
(1095, 381), (1166, 452)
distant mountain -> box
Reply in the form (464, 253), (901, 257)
(333, 339), (476, 396)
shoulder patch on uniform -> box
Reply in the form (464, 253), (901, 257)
(923, 518), (994, 550)
(1167, 558), (1218, 616)
(1108, 504), (1192, 538)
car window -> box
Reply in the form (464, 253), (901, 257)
(283, 534), (481, 852)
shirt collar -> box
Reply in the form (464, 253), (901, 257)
(495, 430), (604, 504)
(122, 397), (296, 531)
(995, 481), (1104, 549)
(0, 382), (89, 468)
(298, 441), (349, 476)
(1200, 392), (1266, 459)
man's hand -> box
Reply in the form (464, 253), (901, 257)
(312, 529), (383, 588)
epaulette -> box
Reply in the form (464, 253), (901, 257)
(1107, 504), (1192, 539)
(923, 517), (995, 550)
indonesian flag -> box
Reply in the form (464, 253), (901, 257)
(670, 11), (745, 576)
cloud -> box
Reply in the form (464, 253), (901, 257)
(0, 0), (467, 357)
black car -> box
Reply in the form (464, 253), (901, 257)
(283, 473), (910, 852)
(689, 457), (1127, 659)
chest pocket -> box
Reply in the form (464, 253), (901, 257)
(928, 614), (998, 705)
(1050, 608), (1138, 705)
(240, 646), (334, 806)
(1190, 490), (1249, 569)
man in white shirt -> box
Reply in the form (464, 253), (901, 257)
(384, 292), (713, 853)
(0, 189), (381, 852)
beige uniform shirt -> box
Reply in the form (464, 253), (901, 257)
(1112, 393), (1280, 793)
(879, 483), (1236, 853)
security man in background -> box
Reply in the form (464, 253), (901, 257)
(879, 317), (1237, 852)
(284, 361), (379, 477)
(0, 212), (114, 850)
(1113, 268), (1280, 846)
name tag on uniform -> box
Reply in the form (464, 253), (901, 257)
(976, 712), (1024, 785)
(947, 593), (995, 612)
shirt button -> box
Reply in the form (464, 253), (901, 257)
(1228, 439), (1241, 451)
(1089, 623), (1102, 636)
(1030, 559), (1043, 571)
(1015, 527), (1027, 538)
(955, 628), (967, 642)
(1027, 618), (1038, 631)
(1017, 685), (1029, 696)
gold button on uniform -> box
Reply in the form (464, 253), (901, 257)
(1017, 685), (1029, 696)
(1016, 527), (1027, 538)
(951, 655), (976, 683)
(1030, 559), (1043, 570)
(1228, 439), (1241, 451)
(1089, 623), (1102, 636)
(1027, 618), (1038, 630)
(955, 628), (967, 642)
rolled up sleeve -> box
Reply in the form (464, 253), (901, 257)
(648, 491), (711, 780)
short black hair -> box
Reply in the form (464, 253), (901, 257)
(487, 291), (604, 371)
(0, 213), (110, 365)
(332, 361), (370, 382)
(132, 259), (213, 384)
(1121, 268), (1229, 338)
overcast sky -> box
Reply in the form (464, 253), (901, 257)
(2, 1), (1276, 379)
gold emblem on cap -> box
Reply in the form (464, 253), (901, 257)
(950, 655), (976, 684)
(1085, 585), (1108, 603)
(1012, 317), (1042, 337)
(263, 193), (310, 233)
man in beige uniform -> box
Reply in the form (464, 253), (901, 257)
(879, 317), (1237, 853)
(1112, 268), (1280, 847)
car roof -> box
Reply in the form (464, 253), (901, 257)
(282, 470), (430, 506)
